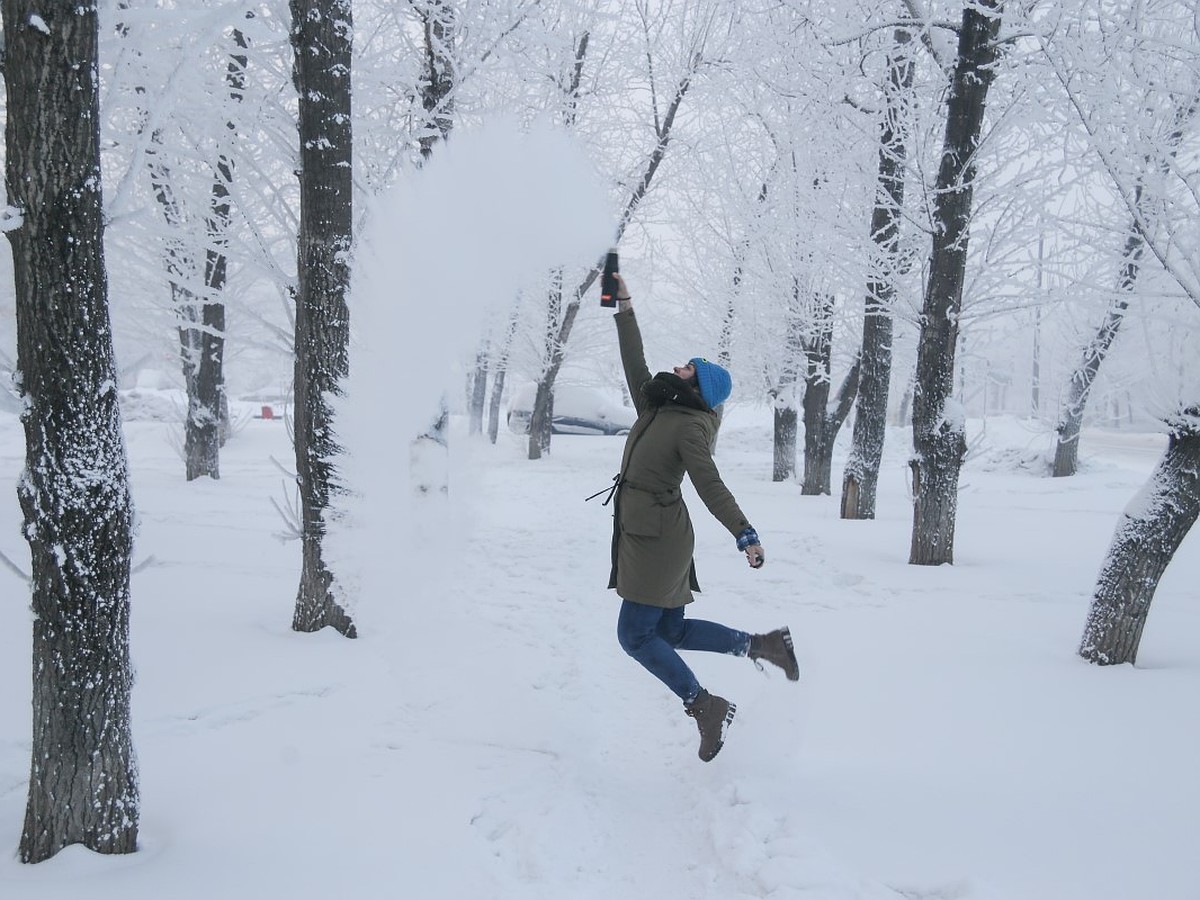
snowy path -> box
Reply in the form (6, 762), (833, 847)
(0, 410), (1197, 899)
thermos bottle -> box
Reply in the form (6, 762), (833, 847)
(600, 249), (619, 307)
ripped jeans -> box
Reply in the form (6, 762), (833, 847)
(617, 599), (750, 704)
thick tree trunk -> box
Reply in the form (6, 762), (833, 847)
(4, 0), (139, 862)
(1079, 410), (1200, 665)
(290, 0), (356, 637)
(909, 1), (1003, 566)
(842, 29), (913, 520)
(772, 399), (798, 482)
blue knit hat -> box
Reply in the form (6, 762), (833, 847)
(690, 357), (732, 408)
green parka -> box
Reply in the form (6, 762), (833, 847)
(608, 308), (753, 608)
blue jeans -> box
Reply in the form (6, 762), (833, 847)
(617, 600), (750, 704)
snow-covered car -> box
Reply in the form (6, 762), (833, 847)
(507, 383), (637, 436)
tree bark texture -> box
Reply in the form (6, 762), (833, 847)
(773, 401), (798, 483)
(803, 361), (861, 496)
(182, 29), (246, 480)
(418, 0), (457, 161)
(842, 29), (913, 520)
(290, 0), (356, 637)
(528, 270), (563, 459)
(800, 294), (860, 496)
(1079, 411), (1200, 665)
(909, 1), (1003, 566)
(4, 0), (139, 862)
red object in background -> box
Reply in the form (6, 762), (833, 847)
(261, 405), (275, 420)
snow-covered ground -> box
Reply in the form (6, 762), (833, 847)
(0, 406), (1197, 900)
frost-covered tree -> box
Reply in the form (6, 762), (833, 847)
(909, 0), (1004, 566)
(525, 0), (713, 460)
(1040, 1), (1200, 476)
(842, 27), (915, 519)
(289, 0), (356, 637)
(3, 0), (138, 862)
(1070, 0), (1200, 664)
(1079, 407), (1200, 665)
(105, 4), (269, 480)
(800, 290), (860, 495)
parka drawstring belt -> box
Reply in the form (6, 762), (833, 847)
(585, 473), (622, 506)
(620, 480), (682, 504)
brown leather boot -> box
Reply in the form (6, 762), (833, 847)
(749, 627), (800, 681)
(684, 689), (736, 762)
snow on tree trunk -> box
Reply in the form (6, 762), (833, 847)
(1051, 283), (1134, 479)
(487, 366), (508, 444)
(467, 350), (488, 436)
(1079, 410), (1200, 665)
(842, 29), (913, 520)
(909, 1), (1003, 566)
(4, 0), (139, 862)
(800, 294), (859, 496)
(144, 143), (220, 479)
(773, 400), (798, 482)
(184, 29), (246, 481)
(290, 0), (356, 638)
(529, 269), (564, 460)
(487, 311), (519, 444)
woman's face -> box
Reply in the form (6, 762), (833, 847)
(673, 362), (696, 382)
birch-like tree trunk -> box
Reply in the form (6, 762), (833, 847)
(909, 1), (1003, 565)
(290, 0), (356, 637)
(842, 28), (913, 519)
(1079, 409), (1200, 665)
(4, 0), (139, 862)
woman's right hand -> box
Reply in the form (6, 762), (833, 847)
(745, 544), (765, 569)
(615, 273), (631, 302)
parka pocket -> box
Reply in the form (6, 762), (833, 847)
(619, 488), (663, 537)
